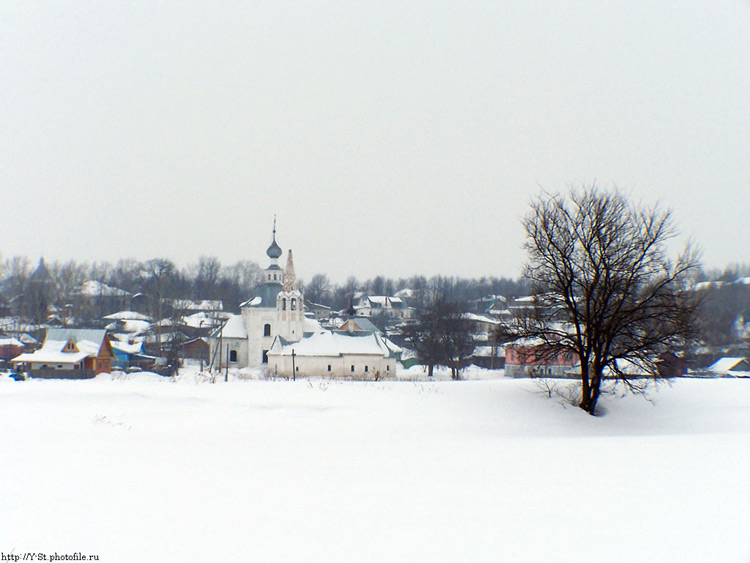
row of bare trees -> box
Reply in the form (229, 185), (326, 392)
(0, 256), (265, 321)
(0, 254), (528, 320)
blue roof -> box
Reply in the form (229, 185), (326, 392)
(245, 282), (282, 308)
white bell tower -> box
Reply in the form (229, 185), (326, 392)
(276, 249), (304, 342)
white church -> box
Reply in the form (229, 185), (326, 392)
(209, 224), (398, 378)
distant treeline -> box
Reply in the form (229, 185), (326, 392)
(2, 255), (748, 350)
(693, 264), (750, 349)
(0, 254), (530, 315)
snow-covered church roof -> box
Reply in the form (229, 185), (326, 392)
(269, 331), (394, 358)
(211, 314), (248, 339)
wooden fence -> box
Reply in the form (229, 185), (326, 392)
(28, 368), (97, 380)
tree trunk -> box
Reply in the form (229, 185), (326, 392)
(579, 370), (602, 415)
(579, 364), (592, 413)
(427, 363), (434, 377)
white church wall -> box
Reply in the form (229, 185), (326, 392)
(268, 353), (395, 378)
(208, 336), (248, 369)
(242, 307), (277, 368)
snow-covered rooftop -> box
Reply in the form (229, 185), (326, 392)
(212, 314), (248, 339)
(111, 340), (145, 355)
(462, 312), (501, 325)
(472, 345), (506, 358)
(12, 329), (107, 365)
(77, 280), (131, 297)
(271, 331), (393, 358)
(183, 312), (226, 329)
(240, 296), (262, 307)
(171, 299), (224, 311)
(708, 357), (749, 373)
(106, 319), (151, 335)
(303, 316), (325, 334)
(694, 281), (724, 291)
(103, 311), (152, 322)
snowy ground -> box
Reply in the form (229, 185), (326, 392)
(1, 372), (749, 562)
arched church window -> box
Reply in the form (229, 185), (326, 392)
(291, 298), (297, 310)
(281, 298), (287, 310)
(264, 324), (271, 337)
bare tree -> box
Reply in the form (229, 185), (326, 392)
(401, 300), (445, 377)
(332, 276), (360, 311)
(509, 186), (701, 415)
(88, 261), (112, 283)
(441, 306), (477, 380)
(304, 273), (332, 305)
(220, 260), (263, 311)
(1, 256), (31, 305)
(52, 260), (88, 322)
(139, 258), (178, 355)
(370, 276), (386, 296)
(193, 256), (222, 299)
(402, 296), (476, 379)
(109, 258), (142, 294)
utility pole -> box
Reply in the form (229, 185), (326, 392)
(225, 344), (229, 382)
(291, 349), (296, 381)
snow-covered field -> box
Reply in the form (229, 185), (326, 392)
(1, 373), (749, 562)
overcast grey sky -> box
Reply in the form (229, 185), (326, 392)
(1, 1), (748, 282)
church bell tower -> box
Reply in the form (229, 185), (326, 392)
(276, 249), (304, 342)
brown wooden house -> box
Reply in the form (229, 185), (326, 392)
(12, 328), (114, 378)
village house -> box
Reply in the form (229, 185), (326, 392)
(110, 339), (154, 371)
(706, 357), (750, 377)
(304, 299), (332, 321)
(504, 338), (577, 378)
(0, 336), (25, 368)
(12, 328), (114, 378)
(178, 337), (210, 363)
(103, 310), (152, 336)
(352, 294), (415, 321)
(468, 295), (510, 319)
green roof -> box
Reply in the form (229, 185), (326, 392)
(244, 283), (282, 308)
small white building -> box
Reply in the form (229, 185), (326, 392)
(267, 331), (397, 378)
